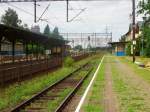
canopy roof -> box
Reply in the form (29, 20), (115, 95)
(0, 24), (66, 48)
(108, 41), (129, 45)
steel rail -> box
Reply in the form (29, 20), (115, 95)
(10, 62), (89, 112)
(55, 67), (93, 112)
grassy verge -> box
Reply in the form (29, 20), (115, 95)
(76, 54), (103, 96)
(119, 57), (150, 83)
(111, 57), (147, 112)
(125, 56), (150, 65)
(83, 56), (105, 112)
(0, 56), (93, 111)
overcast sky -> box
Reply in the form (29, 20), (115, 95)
(0, 0), (141, 41)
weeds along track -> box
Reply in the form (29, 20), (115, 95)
(9, 62), (93, 112)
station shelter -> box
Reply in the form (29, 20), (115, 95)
(109, 42), (128, 56)
(0, 24), (67, 63)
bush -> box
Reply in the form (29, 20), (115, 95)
(125, 43), (132, 56)
(63, 57), (74, 67)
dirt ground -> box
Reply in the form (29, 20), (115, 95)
(103, 57), (119, 112)
(110, 56), (150, 112)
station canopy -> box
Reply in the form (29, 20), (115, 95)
(0, 24), (67, 48)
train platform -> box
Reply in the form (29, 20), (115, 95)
(76, 56), (150, 112)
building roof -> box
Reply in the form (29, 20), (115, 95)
(125, 21), (143, 36)
(0, 24), (66, 48)
(108, 41), (129, 45)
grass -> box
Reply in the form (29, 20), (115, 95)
(77, 54), (103, 96)
(0, 56), (93, 111)
(125, 56), (150, 65)
(111, 57), (148, 112)
(46, 57), (101, 112)
(47, 88), (73, 112)
(83, 56), (105, 112)
(0, 67), (73, 111)
(45, 58), (98, 111)
(119, 57), (150, 83)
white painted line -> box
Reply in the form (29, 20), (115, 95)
(75, 56), (105, 112)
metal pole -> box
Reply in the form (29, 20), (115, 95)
(132, 0), (136, 63)
(66, 0), (69, 22)
(34, 0), (37, 23)
(142, 37), (144, 56)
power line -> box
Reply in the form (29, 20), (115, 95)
(0, 0), (133, 3)
(5, 2), (56, 27)
(6, 3), (33, 16)
(37, 3), (51, 22)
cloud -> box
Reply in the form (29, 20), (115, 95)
(0, 0), (139, 41)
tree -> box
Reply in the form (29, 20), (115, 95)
(74, 45), (83, 51)
(119, 35), (126, 42)
(138, 0), (150, 57)
(52, 27), (63, 39)
(20, 23), (30, 30)
(125, 42), (132, 56)
(43, 24), (50, 37)
(1, 8), (22, 27)
(53, 27), (59, 35)
(52, 27), (59, 37)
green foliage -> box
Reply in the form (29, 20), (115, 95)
(125, 42), (132, 56)
(138, 0), (150, 18)
(138, 0), (150, 57)
(0, 57), (92, 111)
(43, 24), (50, 37)
(47, 88), (72, 111)
(53, 27), (59, 35)
(135, 38), (141, 56)
(43, 25), (63, 39)
(52, 27), (63, 39)
(122, 57), (150, 83)
(84, 57), (104, 112)
(112, 57), (149, 112)
(1, 8), (22, 27)
(74, 45), (83, 51)
(119, 35), (126, 42)
(63, 57), (74, 67)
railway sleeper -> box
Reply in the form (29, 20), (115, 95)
(23, 107), (47, 112)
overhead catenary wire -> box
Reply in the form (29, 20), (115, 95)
(36, 2), (51, 22)
(1, 0), (135, 34)
(0, 0), (134, 3)
(4, 2), (70, 32)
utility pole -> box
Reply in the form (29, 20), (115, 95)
(132, 0), (136, 63)
(34, 0), (37, 23)
(66, 0), (69, 22)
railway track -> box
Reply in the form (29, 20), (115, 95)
(9, 62), (93, 112)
